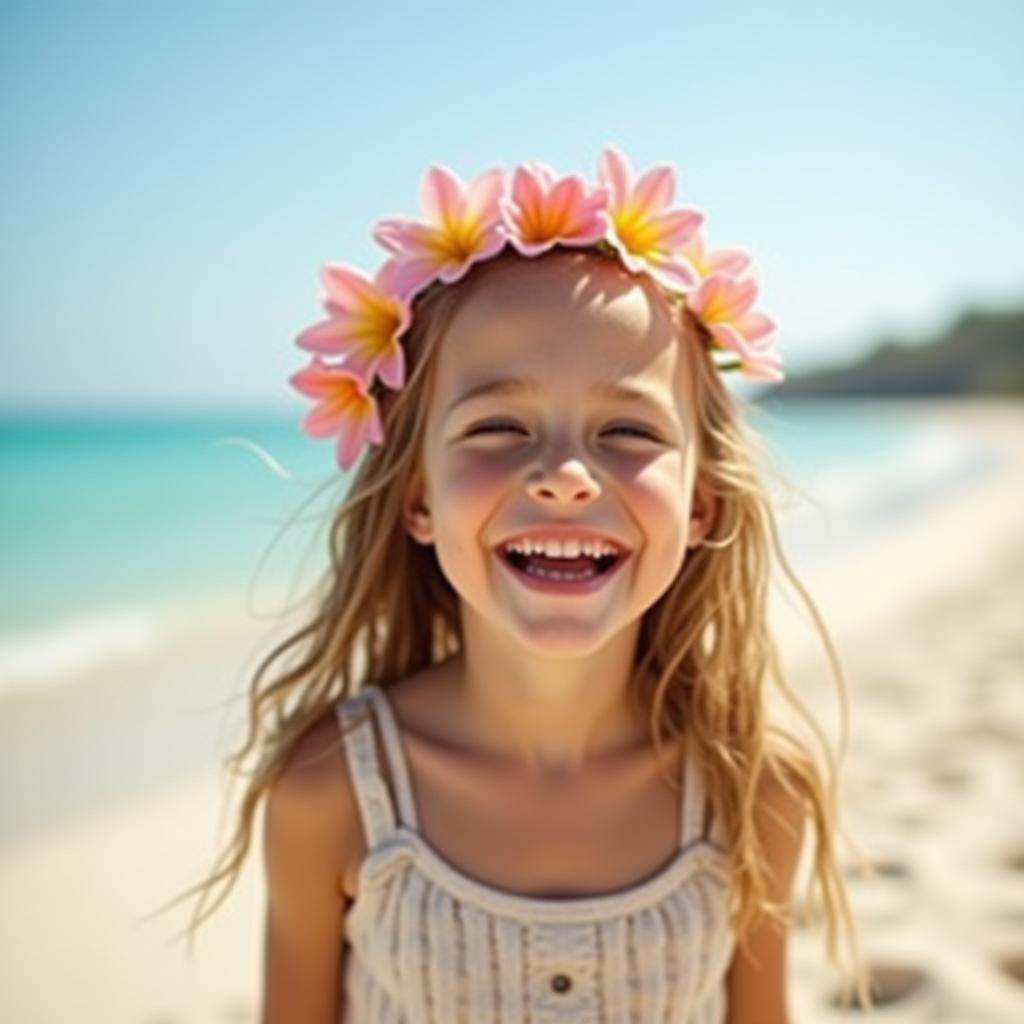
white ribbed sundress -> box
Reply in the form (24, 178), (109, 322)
(334, 684), (735, 1023)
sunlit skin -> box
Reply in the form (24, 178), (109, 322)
(401, 250), (717, 780)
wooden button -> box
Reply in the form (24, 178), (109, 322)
(550, 972), (572, 993)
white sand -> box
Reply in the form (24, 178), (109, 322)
(776, 401), (1024, 1021)
(2, 398), (1023, 1022)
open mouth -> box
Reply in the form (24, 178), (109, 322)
(496, 546), (625, 585)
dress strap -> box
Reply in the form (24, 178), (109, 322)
(679, 740), (710, 848)
(362, 685), (420, 829)
(333, 689), (400, 849)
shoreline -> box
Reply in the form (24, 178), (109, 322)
(768, 398), (1024, 669)
(0, 396), (1011, 700)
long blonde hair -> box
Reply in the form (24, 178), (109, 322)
(145, 245), (874, 1011)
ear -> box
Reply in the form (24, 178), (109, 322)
(687, 474), (718, 550)
(402, 472), (434, 547)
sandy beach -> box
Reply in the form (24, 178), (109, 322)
(2, 398), (1023, 1023)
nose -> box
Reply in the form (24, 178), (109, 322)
(525, 456), (601, 506)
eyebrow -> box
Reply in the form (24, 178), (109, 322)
(445, 377), (676, 418)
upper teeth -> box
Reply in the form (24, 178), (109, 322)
(503, 538), (619, 558)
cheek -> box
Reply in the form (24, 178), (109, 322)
(437, 452), (512, 514)
(631, 460), (693, 556)
(430, 455), (509, 559)
(632, 455), (690, 514)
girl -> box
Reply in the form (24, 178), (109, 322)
(157, 146), (873, 1021)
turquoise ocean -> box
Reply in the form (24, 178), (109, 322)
(0, 399), (1002, 698)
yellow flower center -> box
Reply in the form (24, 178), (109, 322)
(613, 207), (660, 256)
(356, 300), (403, 353)
(329, 376), (369, 414)
(429, 217), (486, 266)
(521, 203), (563, 242)
(700, 295), (726, 323)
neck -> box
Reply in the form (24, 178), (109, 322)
(442, 618), (653, 781)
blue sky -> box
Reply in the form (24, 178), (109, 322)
(2, 0), (1022, 413)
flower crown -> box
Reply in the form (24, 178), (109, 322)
(290, 144), (784, 471)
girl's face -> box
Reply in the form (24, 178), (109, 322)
(403, 250), (715, 657)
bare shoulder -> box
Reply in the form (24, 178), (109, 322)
(262, 705), (368, 1020)
(265, 704), (366, 901)
(743, 751), (811, 900)
(723, 753), (810, 1024)
(756, 750), (811, 834)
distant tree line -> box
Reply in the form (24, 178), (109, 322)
(763, 307), (1024, 398)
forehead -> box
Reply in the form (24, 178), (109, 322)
(431, 252), (693, 411)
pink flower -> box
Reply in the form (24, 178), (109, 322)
(677, 230), (752, 282)
(687, 273), (785, 383)
(371, 164), (508, 300)
(500, 161), (610, 256)
(289, 357), (384, 471)
(295, 262), (411, 390)
(597, 144), (704, 293)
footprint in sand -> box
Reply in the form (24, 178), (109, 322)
(843, 856), (912, 882)
(927, 763), (972, 790)
(996, 953), (1024, 987)
(825, 961), (934, 1012)
(955, 718), (1021, 748)
(1000, 845), (1024, 873)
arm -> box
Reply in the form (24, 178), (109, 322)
(261, 717), (359, 1023)
(725, 760), (808, 1024)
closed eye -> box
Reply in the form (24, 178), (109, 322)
(464, 421), (661, 441)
